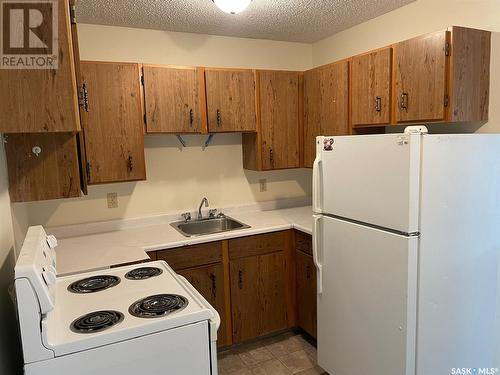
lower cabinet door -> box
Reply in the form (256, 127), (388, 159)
(177, 264), (229, 347)
(230, 252), (288, 343)
(296, 250), (317, 338)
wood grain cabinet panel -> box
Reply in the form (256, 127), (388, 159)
(303, 61), (349, 168)
(177, 264), (229, 347)
(351, 48), (392, 126)
(448, 26), (491, 123)
(80, 61), (146, 184)
(156, 242), (222, 270)
(230, 251), (288, 343)
(296, 249), (317, 339)
(242, 71), (301, 170)
(0, 0), (80, 133)
(4, 133), (81, 202)
(394, 31), (448, 123)
(229, 231), (287, 260)
(142, 66), (205, 133)
(205, 69), (256, 132)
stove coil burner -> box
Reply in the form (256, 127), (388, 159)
(68, 275), (120, 294)
(125, 267), (163, 280)
(129, 294), (188, 318)
(70, 310), (124, 334)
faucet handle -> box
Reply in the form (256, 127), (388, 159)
(181, 212), (191, 222)
(208, 209), (218, 218)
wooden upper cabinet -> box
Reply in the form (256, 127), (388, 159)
(0, 0), (80, 133)
(80, 61), (146, 184)
(5, 133), (81, 202)
(303, 61), (349, 168)
(448, 26), (490, 123)
(242, 70), (301, 171)
(351, 48), (392, 126)
(394, 30), (448, 123)
(205, 69), (257, 132)
(142, 66), (207, 133)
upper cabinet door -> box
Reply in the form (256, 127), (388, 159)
(395, 30), (448, 123)
(0, 0), (80, 133)
(143, 66), (206, 133)
(205, 69), (256, 132)
(259, 70), (301, 170)
(303, 61), (349, 168)
(80, 62), (146, 184)
(351, 48), (392, 126)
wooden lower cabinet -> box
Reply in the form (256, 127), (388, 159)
(177, 264), (229, 346)
(296, 250), (317, 338)
(230, 251), (288, 343)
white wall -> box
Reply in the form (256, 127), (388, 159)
(11, 24), (313, 229)
(312, 0), (500, 134)
(0, 142), (22, 374)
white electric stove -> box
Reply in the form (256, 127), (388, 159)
(14, 226), (220, 375)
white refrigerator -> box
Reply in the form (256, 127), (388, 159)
(312, 128), (500, 375)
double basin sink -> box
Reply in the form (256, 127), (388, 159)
(171, 215), (250, 237)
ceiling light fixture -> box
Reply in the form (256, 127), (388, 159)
(212, 0), (252, 14)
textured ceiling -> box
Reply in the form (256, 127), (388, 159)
(75, 0), (414, 43)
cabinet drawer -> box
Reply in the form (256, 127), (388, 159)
(295, 230), (312, 256)
(229, 231), (287, 260)
(156, 242), (222, 271)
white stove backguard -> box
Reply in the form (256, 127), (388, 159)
(15, 226), (57, 314)
(15, 225), (58, 363)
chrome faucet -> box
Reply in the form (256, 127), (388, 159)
(198, 197), (209, 219)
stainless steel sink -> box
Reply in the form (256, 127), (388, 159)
(170, 216), (250, 237)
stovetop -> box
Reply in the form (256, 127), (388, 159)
(45, 261), (214, 356)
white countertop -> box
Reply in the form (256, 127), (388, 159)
(53, 205), (312, 276)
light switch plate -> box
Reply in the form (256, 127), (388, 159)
(107, 193), (118, 208)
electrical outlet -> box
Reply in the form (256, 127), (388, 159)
(107, 193), (118, 208)
(259, 179), (267, 192)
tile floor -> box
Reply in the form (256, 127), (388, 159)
(217, 331), (327, 375)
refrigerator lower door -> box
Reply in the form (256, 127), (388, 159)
(316, 215), (418, 375)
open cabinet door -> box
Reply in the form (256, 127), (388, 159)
(315, 215), (417, 375)
(68, 0), (88, 195)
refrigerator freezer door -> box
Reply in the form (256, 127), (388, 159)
(317, 215), (417, 375)
(314, 134), (421, 233)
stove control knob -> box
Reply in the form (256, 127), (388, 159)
(46, 235), (58, 249)
(42, 267), (57, 286)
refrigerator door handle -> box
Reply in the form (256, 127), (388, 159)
(312, 153), (322, 213)
(312, 215), (323, 295)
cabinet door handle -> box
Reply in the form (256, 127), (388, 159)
(78, 83), (89, 112)
(216, 109), (221, 127)
(269, 148), (274, 164)
(238, 270), (243, 289)
(210, 273), (216, 298)
(400, 92), (408, 111)
(127, 154), (133, 172)
(375, 96), (382, 112)
(189, 108), (194, 127)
